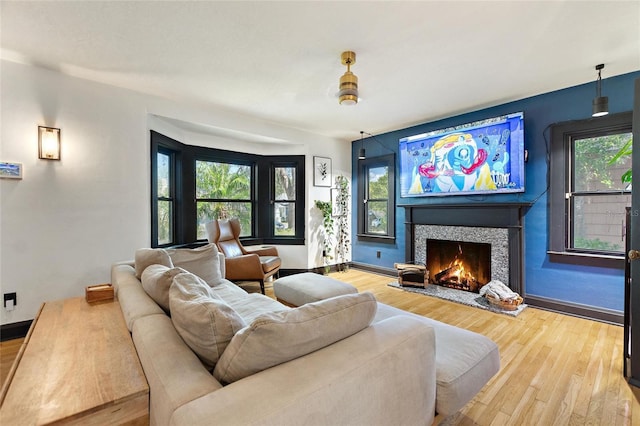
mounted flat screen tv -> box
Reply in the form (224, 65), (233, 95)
(399, 111), (525, 198)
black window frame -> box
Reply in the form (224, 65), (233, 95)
(259, 159), (305, 244)
(193, 147), (257, 240)
(151, 133), (183, 247)
(150, 130), (305, 247)
(357, 154), (396, 242)
(548, 111), (632, 268)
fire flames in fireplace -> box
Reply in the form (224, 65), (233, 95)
(426, 239), (491, 293)
(434, 258), (480, 292)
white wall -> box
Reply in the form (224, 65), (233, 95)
(0, 60), (350, 325)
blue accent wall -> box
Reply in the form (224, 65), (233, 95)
(352, 71), (640, 312)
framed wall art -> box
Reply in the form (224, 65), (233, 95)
(313, 156), (331, 187)
(0, 162), (23, 179)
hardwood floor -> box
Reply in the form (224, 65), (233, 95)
(324, 269), (640, 426)
(0, 337), (23, 391)
(2, 269), (639, 425)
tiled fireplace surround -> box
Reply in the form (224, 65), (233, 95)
(401, 203), (529, 295)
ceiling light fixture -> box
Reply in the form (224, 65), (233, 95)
(592, 64), (609, 117)
(358, 131), (366, 160)
(338, 51), (358, 105)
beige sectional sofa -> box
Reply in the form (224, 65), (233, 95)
(112, 244), (499, 425)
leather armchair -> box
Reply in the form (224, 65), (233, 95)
(205, 218), (281, 294)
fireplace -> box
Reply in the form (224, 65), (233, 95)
(426, 239), (491, 292)
(400, 203), (530, 295)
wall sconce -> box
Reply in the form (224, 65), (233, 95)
(38, 126), (61, 160)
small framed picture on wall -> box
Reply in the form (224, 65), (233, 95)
(0, 162), (23, 179)
(313, 156), (331, 187)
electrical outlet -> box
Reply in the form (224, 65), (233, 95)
(376, 250), (381, 258)
(4, 292), (17, 310)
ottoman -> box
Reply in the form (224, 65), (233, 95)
(273, 272), (358, 306)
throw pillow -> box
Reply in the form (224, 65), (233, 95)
(170, 272), (246, 370)
(166, 243), (223, 287)
(213, 292), (378, 384)
(134, 248), (173, 279)
(141, 264), (187, 312)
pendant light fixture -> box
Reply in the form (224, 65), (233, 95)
(592, 64), (609, 117)
(338, 51), (358, 105)
(358, 131), (366, 160)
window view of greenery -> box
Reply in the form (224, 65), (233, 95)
(571, 132), (632, 253)
(274, 166), (296, 236)
(157, 152), (173, 245)
(366, 166), (389, 234)
(195, 160), (252, 240)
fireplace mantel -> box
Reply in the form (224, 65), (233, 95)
(399, 202), (531, 228)
(400, 203), (529, 294)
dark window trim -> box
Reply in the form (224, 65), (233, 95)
(151, 131), (305, 247)
(151, 132), (184, 247)
(548, 111), (632, 268)
(193, 146), (258, 238)
(260, 158), (306, 245)
(357, 154), (396, 242)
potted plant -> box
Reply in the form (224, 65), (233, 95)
(314, 200), (334, 274)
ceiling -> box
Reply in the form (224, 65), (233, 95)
(1, 1), (639, 142)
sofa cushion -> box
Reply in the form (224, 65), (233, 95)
(170, 272), (246, 370)
(166, 244), (223, 287)
(374, 302), (500, 416)
(213, 292), (377, 384)
(134, 248), (173, 279)
(141, 264), (187, 312)
(229, 293), (291, 324)
(209, 280), (250, 302)
(273, 272), (358, 306)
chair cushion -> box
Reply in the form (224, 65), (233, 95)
(213, 292), (377, 384)
(259, 256), (281, 273)
(170, 272), (246, 370)
(134, 248), (173, 278)
(141, 264), (187, 312)
(166, 244), (224, 287)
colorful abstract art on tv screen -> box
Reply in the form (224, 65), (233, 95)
(399, 112), (525, 198)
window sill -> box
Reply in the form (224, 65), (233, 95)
(246, 237), (305, 246)
(357, 234), (396, 244)
(547, 250), (625, 269)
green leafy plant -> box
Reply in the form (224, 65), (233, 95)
(333, 175), (350, 272)
(607, 137), (632, 185)
(314, 200), (334, 273)
(574, 237), (622, 252)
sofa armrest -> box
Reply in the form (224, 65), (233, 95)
(132, 314), (223, 426)
(111, 262), (164, 331)
(217, 252), (226, 279)
(170, 316), (436, 426)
